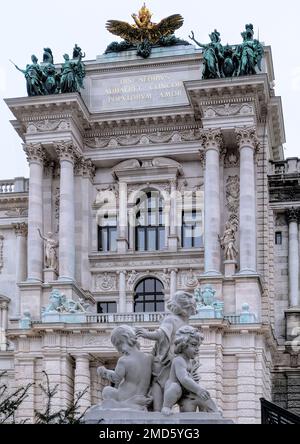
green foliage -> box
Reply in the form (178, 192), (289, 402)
(0, 371), (33, 424)
(0, 370), (89, 424)
(35, 371), (89, 424)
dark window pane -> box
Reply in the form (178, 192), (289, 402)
(135, 303), (144, 313)
(159, 227), (165, 250)
(110, 228), (117, 252)
(145, 302), (155, 312)
(145, 279), (155, 292)
(97, 302), (117, 314)
(137, 228), (145, 251)
(155, 280), (164, 292)
(134, 278), (164, 313)
(156, 302), (165, 312)
(147, 228), (157, 251)
(275, 232), (282, 245)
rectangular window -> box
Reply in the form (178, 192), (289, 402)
(275, 232), (282, 245)
(98, 217), (117, 252)
(182, 209), (203, 249)
(97, 302), (117, 314)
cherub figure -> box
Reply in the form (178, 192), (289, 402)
(97, 325), (153, 411)
(162, 326), (219, 416)
(136, 291), (197, 411)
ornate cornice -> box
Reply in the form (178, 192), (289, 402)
(200, 129), (224, 152)
(13, 222), (28, 237)
(23, 143), (47, 165)
(235, 127), (260, 152)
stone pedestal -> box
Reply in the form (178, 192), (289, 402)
(44, 268), (58, 283)
(224, 260), (237, 277)
(84, 408), (233, 424)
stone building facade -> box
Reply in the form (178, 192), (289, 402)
(0, 43), (299, 423)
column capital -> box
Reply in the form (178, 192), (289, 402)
(56, 141), (79, 163)
(13, 222), (28, 237)
(286, 207), (300, 223)
(23, 143), (47, 165)
(75, 157), (96, 179)
(200, 129), (224, 152)
(235, 126), (260, 152)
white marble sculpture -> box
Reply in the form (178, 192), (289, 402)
(136, 291), (197, 412)
(38, 229), (58, 269)
(97, 325), (153, 411)
(162, 326), (219, 415)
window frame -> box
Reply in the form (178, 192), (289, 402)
(134, 278), (165, 313)
(135, 191), (165, 252)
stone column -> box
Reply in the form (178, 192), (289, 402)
(201, 129), (223, 276)
(75, 158), (95, 289)
(236, 127), (259, 274)
(74, 354), (91, 413)
(13, 223), (28, 316)
(119, 271), (127, 313)
(56, 142), (77, 282)
(0, 302), (8, 351)
(118, 182), (128, 253)
(287, 208), (300, 308)
(23, 144), (46, 282)
(170, 269), (177, 299)
(169, 180), (179, 249)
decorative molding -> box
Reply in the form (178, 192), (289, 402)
(235, 126), (260, 152)
(203, 103), (254, 119)
(226, 176), (240, 215)
(0, 235), (3, 273)
(85, 129), (202, 149)
(224, 150), (240, 168)
(94, 273), (117, 292)
(54, 188), (60, 234)
(26, 119), (71, 134)
(178, 270), (198, 289)
(13, 223), (28, 237)
(5, 207), (28, 218)
(23, 143), (47, 164)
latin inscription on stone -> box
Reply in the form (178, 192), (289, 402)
(84, 70), (198, 113)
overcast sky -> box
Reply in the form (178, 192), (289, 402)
(0, 0), (299, 180)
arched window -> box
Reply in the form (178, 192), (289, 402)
(134, 278), (164, 313)
(135, 191), (165, 251)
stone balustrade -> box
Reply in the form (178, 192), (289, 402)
(0, 178), (29, 194)
(86, 312), (165, 324)
(269, 158), (300, 176)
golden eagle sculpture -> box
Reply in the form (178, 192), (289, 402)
(105, 4), (185, 58)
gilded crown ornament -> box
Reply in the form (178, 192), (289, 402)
(105, 4), (184, 58)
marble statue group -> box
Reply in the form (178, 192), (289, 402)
(11, 44), (86, 96)
(95, 291), (218, 415)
